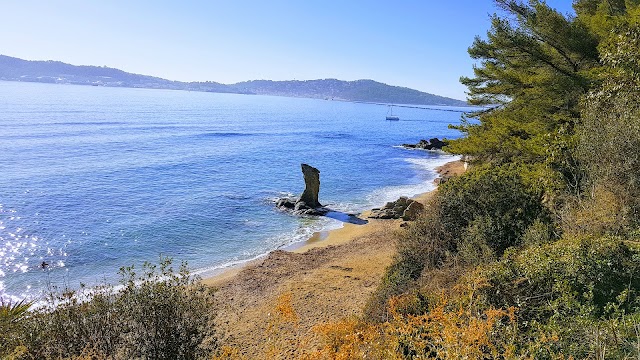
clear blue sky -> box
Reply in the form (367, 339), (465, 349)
(1, 1), (574, 100)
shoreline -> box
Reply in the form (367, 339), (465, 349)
(203, 158), (466, 356)
(201, 158), (465, 288)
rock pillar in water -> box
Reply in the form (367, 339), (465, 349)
(298, 164), (321, 208)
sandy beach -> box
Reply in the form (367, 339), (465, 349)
(203, 160), (466, 358)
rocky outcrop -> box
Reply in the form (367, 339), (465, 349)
(276, 164), (329, 216)
(402, 201), (425, 221)
(275, 197), (296, 210)
(402, 137), (448, 151)
(368, 196), (425, 221)
(299, 164), (322, 208)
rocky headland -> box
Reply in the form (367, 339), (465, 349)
(402, 137), (449, 150)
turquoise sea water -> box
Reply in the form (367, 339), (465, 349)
(0, 81), (466, 301)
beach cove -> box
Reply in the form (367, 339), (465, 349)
(203, 160), (466, 358)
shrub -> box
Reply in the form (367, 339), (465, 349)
(577, 24), (640, 229)
(366, 165), (552, 323)
(114, 259), (217, 359)
(481, 235), (640, 357)
(364, 205), (452, 322)
(484, 236), (639, 319)
(310, 281), (518, 360)
(521, 218), (556, 247)
(339, 235), (640, 359)
(457, 216), (498, 266)
(438, 164), (551, 256)
(562, 185), (629, 236)
(2, 257), (217, 359)
(0, 299), (34, 358)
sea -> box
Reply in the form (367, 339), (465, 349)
(0, 80), (468, 302)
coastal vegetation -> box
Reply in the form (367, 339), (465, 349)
(307, 0), (640, 358)
(1, 258), (217, 359)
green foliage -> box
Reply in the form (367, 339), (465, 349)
(562, 185), (629, 237)
(482, 235), (640, 357)
(114, 259), (217, 359)
(338, 234), (640, 359)
(367, 165), (551, 322)
(462, 0), (597, 106)
(438, 164), (551, 256)
(450, 0), (599, 177)
(1, 257), (217, 359)
(456, 217), (498, 266)
(578, 24), (640, 228)
(575, 0), (640, 38)
(0, 299), (34, 357)
(521, 218), (556, 246)
(450, 1), (640, 199)
(486, 236), (639, 319)
(0, 298), (33, 326)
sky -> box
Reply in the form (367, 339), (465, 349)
(1, 1), (575, 100)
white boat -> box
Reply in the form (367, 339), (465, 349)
(386, 105), (399, 120)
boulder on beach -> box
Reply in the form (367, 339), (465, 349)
(368, 196), (425, 221)
(402, 200), (425, 221)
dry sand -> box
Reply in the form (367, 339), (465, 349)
(203, 160), (466, 358)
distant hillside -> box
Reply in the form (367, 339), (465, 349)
(0, 55), (466, 106)
(228, 79), (465, 106)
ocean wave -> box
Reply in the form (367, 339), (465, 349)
(263, 191), (296, 204)
(366, 154), (460, 208)
(392, 145), (449, 154)
(222, 193), (252, 200)
(404, 154), (461, 170)
(192, 215), (340, 279)
(195, 132), (256, 138)
(315, 132), (353, 140)
(50, 121), (127, 126)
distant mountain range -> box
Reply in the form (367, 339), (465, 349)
(0, 55), (467, 106)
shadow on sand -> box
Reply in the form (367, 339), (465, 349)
(323, 210), (369, 225)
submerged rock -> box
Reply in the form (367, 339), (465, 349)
(276, 198), (296, 209)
